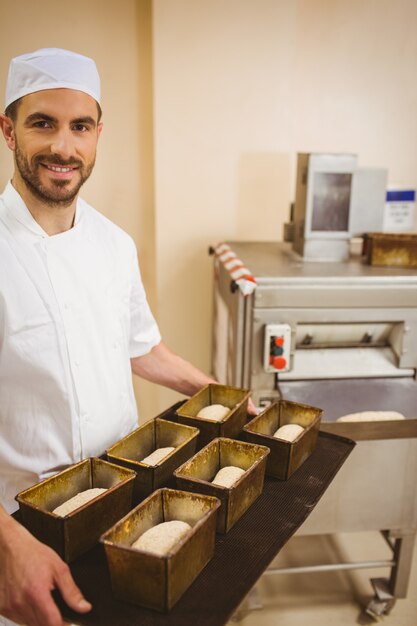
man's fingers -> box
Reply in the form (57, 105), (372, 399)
(247, 397), (258, 416)
(2, 583), (46, 626)
(54, 564), (92, 613)
(32, 588), (65, 626)
(8, 584), (65, 626)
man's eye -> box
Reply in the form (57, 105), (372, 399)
(73, 124), (88, 132)
(33, 121), (51, 129)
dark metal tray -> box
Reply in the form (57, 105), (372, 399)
(51, 411), (354, 626)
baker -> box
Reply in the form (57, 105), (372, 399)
(0, 48), (253, 626)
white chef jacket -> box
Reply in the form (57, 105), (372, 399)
(0, 182), (161, 514)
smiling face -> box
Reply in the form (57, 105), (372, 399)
(4, 88), (102, 208)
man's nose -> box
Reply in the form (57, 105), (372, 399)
(50, 129), (76, 160)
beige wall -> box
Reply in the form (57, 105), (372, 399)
(1, 0), (416, 416)
(152, 0), (417, 409)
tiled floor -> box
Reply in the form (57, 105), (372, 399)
(228, 532), (417, 626)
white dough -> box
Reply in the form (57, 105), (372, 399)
(337, 411), (405, 422)
(52, 487), (107, 516)
(273, 423), (304, 442)
(196, 404), (230, 421)
(211, 465), (245, 488)
(131, 520), (191, 556)
(140, 446), (175, 465)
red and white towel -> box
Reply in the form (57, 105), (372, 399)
(213, 243), (257, 296)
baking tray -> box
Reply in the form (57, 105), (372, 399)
(243, 399), (322, 479)
(364, 232), (417, 268)
(15, 457), (135, 562)
(48, 426), (355, 626)
(101, 488), (220, 611)
(174, 437), (269, 532)
(106, 418), (199, 503)
(175, 384), (250, 448)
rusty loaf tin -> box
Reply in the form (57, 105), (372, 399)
(364, 232), (417, 268)
(243, 400), (322, 479)
(100, 487), (220, 612)
(174, 437), (269, 533)
(175, 383), (250, 448)
(15, 457), (136, 562)
(106, 418), (199, 503)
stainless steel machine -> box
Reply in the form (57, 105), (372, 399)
(210, 240), (417, 618)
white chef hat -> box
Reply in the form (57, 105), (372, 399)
(5, 48), (101, 110)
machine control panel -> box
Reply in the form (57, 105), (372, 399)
(263, 323), (292, 373)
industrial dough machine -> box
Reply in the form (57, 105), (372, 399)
(210, 240), (417, 618)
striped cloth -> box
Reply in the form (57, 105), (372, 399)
(213, 243), (257, 296)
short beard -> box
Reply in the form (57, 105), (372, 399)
(14, 141), (95, 208)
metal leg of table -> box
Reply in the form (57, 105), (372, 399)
(364, 530), (417, 620)
(387, 531), (416, 598)
(366, 578), (396, 620)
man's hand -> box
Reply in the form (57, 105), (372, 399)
(0, 511), (91, 626)
(247, 397), (258, 416)
(131, 341), (260, 416)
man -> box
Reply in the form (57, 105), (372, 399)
(0, 48), (243, 626)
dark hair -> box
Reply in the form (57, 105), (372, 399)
(4, 96), (102, 123)
(4, 99), (20, 121)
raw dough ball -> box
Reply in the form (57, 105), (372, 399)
(141, 446), (175, 465)
(131, 520), (191, 556)
(337, 411), (405, 422)
(52, 488), (107, 516)
(211, 465), (245, 488)
(273, 424), (304, 442)
(197, 404), (230, 421)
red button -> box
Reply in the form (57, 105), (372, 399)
(272, 356), (287, 370)
(274, 336), (284, 347)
